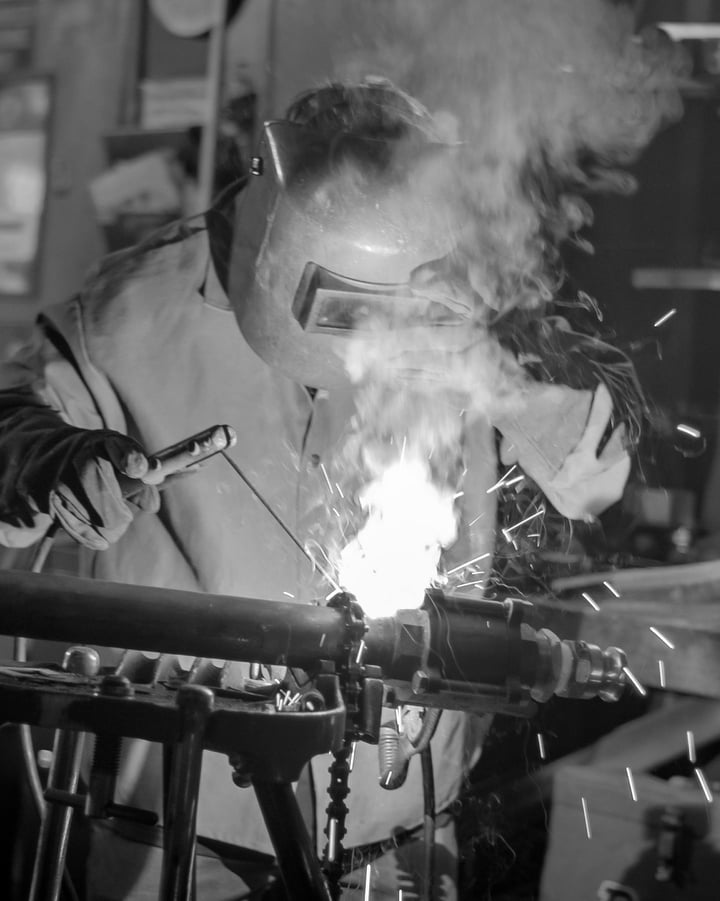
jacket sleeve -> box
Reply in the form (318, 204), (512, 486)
(0, 311), (111, 548)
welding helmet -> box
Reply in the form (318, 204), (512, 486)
(228, 80), (472, 389)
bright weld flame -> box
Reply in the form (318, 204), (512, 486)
(337, 456), (457, 617)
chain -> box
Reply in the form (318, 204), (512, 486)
(321, 592), (367, 900)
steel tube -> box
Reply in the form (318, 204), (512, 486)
(0, 569), (347, 666)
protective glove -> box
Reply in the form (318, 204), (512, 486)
(0, 397), (159, 550)
(493, 382), (631, 522)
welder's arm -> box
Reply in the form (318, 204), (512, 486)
(492, 381), (631, 522)
(0, 333), (158, 550)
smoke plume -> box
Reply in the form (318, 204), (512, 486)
(332, 0), (687, 315)
(317, 1), (687, 608)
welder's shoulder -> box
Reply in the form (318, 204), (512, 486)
(78, 213), (212, 332)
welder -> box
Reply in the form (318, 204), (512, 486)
(0, 80), (632, 900)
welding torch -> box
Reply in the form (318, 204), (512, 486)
(29, 425), (237, 575)
(0, 571), (626, 717)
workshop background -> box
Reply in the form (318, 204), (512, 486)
(1, 0), (720, 899)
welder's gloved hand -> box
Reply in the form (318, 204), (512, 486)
(48, 432), (160, 550)
(494, 382), (631, 522)
(4, 422), (160, 550)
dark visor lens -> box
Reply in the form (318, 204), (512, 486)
(292, 262), (467, 334)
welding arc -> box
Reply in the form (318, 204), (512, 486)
(220, 451), (341, 591)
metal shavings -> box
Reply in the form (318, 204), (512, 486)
(626, 766), (638, 802)
(676, 423), (702, 439)
(622, 666), (647, 697)
(502, 507), (545, 541)
(581, 796), (592, 839)
(695, 768), (714, 804)
(355, 640), (366, 664)
(320, 462), (334, 493)
(653, 308), (676, 328)
(486, 465), (517, 494)
(537, 733), (546, 760)
(649, 626), (675, 649)
(363, 862), (372, 901)
(446, 553), (491, 575)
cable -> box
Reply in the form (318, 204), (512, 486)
(420, 746), (435, 901)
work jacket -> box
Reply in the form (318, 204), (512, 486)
(0, 213), (498, 855)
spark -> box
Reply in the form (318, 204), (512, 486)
(327, 818), (338, 861)
(398, 892), (403, 901)
(603, 580), (621, 598)
(527, 532), (541, 539)
(622, 666), (647, 697)
(486, 465), (517, 494)
(363, 863), (372, 901)
(283, 591), (295, 598)
(335, 483), (345, 499)
(653, 308), (676, 328)
(355, 640), (366, 664)
(400, 436), (407, 462)
(658, 659), (666, 688)
(320, 462), (334, 493)
(582, 592), (600, 612)
(695, 768), (714, 804)
(649, 626), (675, 649)
(349, 741), (357, 771)
(319, 633), (326, 647)
(626, 767), (638, 802)
(676, 423), (702, 439)
(325, 588), (342, 601)
(395, 707), (403, 733)
(581, 797), (592, 839)
(383, 771), (393, 786)
(687, 730), (696, 764)
(446, 552), (491, 575)
(502, 507), (545, 540)
(537, 733), (546, 760)
(468, 512), (486, 527)
(454, 491), (465, 499)
(332, 507), (341, 518)
(503, 475), (525, 488)
(455, 579), (486, 589)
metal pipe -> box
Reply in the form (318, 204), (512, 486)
(254, 780), (333, 901)
(0, 570), (626, 706)
(0, 569), (347, 667)
(160, 685), (214, 901)
(28, 646), (100, 901)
